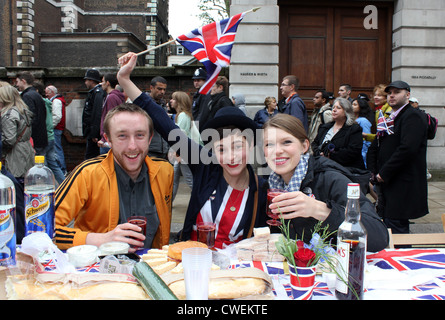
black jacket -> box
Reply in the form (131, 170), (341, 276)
(293, 156), (389, 252)
(312, 122), (365, 169)
(20, 86), (48, 149)
(82, 84), (106, 139)
(199, 92), (233, 130)
(367, 104), (428, 220)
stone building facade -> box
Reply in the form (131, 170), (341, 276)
(230, 0), (445, 170)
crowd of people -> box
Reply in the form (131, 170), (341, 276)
(0, 53), (433, 252)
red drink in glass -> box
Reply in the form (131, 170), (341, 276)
(127, 216), (147, 249)
(197, 222), (216, 248)
(266, 189), (286, 226)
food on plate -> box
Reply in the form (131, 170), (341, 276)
(235, 230), (284, 262)
(167, 241), (208, 262)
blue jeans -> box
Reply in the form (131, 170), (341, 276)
(54, 129), (66, 173)
(35, 139), (66, 185)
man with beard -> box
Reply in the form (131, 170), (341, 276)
(55, 103), (173, 251)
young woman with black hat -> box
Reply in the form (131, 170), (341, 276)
(117, 52), (267, 249)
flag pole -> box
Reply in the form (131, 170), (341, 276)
(135, 7), (261, 56)
(136, 38), (176, 56)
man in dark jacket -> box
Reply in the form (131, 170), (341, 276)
(367, 81), (428, 234)
(199, 76), (233, 130)
(280, 75), (308, 132)
(16, 72), (48, 152)
(82, 68), (106, 159)
(191, 68), (211, 123)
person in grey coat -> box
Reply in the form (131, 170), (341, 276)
(0, 82), (34, 182)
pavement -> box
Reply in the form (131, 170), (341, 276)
(170, 179), (445, 239)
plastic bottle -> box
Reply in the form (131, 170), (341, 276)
(335, 183), (367, 300)
(24, 156), (56, 239)
(0, 162), (17, 267)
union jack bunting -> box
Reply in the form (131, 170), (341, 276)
(176, 12), (246, 94)
(376, 110), (394, 136)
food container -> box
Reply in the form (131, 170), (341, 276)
(67, 245), (100, 268)
(99, 241), (130, 255)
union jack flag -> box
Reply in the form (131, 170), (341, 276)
(366, 249), (445, 271)
(176, 12), (246, 94)
(376, 110), (394, 136)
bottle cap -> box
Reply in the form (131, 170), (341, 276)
(35, 155), (45, 163)
(347, 183), (360, 199)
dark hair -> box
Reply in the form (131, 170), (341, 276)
(215, 76), (229, 92)
(17, 71), (35, 85)
(315, 89), (330, 102)
(103, 73), (118, 88)
(151, 76), (167, 87)
(340, 83), (352, 91)
(353, 98), (373, 123)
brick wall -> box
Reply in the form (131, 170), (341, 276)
(1, 65), (229, 171)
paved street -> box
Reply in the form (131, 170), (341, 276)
(171, 180), (445, 236)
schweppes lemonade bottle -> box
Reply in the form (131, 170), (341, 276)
(0, 162), (16, 267)
(24, 156), (56, 239)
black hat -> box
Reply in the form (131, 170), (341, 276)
(385, 80), (410, 93)
(84, 69), (101, 83)
(201, 106), (258, 144)
(192, 68), (207, 80)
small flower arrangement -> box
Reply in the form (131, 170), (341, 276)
(275, 218), (337, 269)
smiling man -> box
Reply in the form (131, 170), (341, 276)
(54, 103), (173, 251)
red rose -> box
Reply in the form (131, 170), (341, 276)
(293, 248), (316, 267)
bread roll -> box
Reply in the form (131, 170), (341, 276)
(167, 241), (208, 262)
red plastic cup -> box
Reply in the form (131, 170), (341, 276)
(266, 189), (286, 226)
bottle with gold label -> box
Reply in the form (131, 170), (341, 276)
(24, 156), (56, 239)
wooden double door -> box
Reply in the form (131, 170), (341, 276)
(279, 1), (393, 110)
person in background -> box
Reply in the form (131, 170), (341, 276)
(338, 83), (353, 102)
(45, 85), (67, 175)
(15, 71), (48, 153)
(98, 73), (125, 154)
(82, 68), (106, 159)
(308, 90), (333, 142)
(232, 93), (247, 115)
(253, 96), (278, 128)
(0, 82), (26, 243)
(0, 82), (34, 185)
(33, 82), (66, 185)
(191, 68), (210, 123)
(352, 98), (373, 168)
(279, 75), (308, 132)
(199, 76), (233, 130)
(364, 84), (392, 143)
(367, 81), (428, 234)
(147, 76), (170, 160)
(312, 98), (365, 170)
(55, 103), (173, 251)
(117, 52), (268, 249)
(262, 113), (388, 252)
(169, 91), (202, 201)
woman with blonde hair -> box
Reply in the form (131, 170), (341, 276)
(169, 91), (202, 200)
(0, 82), (34, 182)
(262, 113), (388, 252)
(363, 84), (392, 142)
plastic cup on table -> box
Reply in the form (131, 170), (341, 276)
(182, 247), (212, 300)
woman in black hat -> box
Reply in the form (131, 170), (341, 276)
(117, 52), (267, 249)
